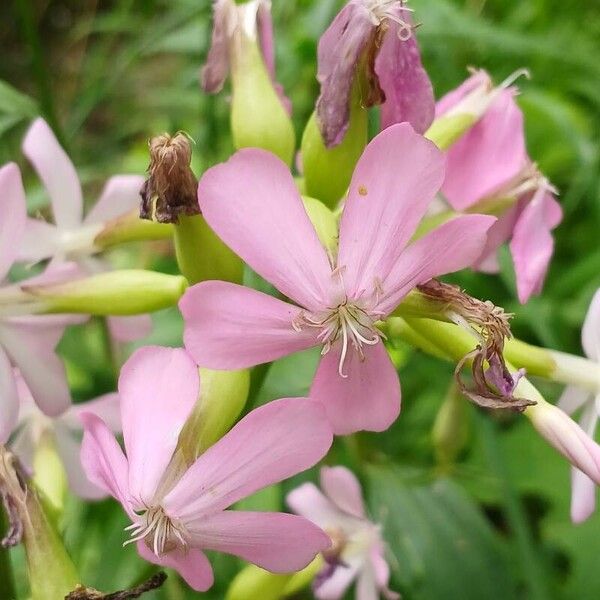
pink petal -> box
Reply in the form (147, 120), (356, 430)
(197, 150), (333, 310)
(0, 317), (71, 417)
(557, 386), (590, 416)
(0, 163), (27, 280)
(63, 392), (121, 433)
(510, 190), (554, 304)
(181, 281), (318, 369)
(286, 482), (346, 530)
(83, 175), (145, 225)
(320, 465), (366, 518)
(107, 315), (153, 343)
(185, 510), (330, 572)
(370, 544), (393, 592)
(16, 218), (61, 264)
(137, 541), (214, 592)
(356, 568), (378, 600)
(375, 214), (496, 315)
(118, 346), (199, 504)
(80, 412), (132, 515)
(316, 559), (361, 600)
(337, 123), (445, 299)
(435, 70), (491, 117)
(376, 15), (435, 133)
(201, 0), (233, 94)
(441, 88), (527, 211)
(0, 347), (19, 444)
(582, 289), (600, 361)
(22, 118), (83, 229)
(164, 398), (333, 519)
(310, 342), (400, 435)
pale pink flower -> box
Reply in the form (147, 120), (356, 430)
(0, 163), (83, 442)
(436, 70), (562, 303)
(9, 371), (120, 499)
(556, 290), (600, 522)
(80, 346), (333, 592)
(180, 124), (495, 434)
(316, 0), (434, 147)
(19, 117), (150, 342)
(288, 466), (398, 600)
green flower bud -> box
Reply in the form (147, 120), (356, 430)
(32, 430), (68, 515)
(226, 564), (291, 600)
(424, 114), (476, 150)
(95, 209), (173, 250)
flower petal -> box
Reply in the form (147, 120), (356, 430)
(376, 16), (435, 134)
(201, 0), (233, 93)
(337, 123), (445, 299)
(310, 342), (401, 435)
(356, 567), (378, 600)
(186, 510), (330, 572)
(0, 163), (27, 280)
(375, 214), (496, 315)
(435, 70), (491, 117)
(557, 386), (590, 416)
(16, 218), (61, 264)
(286, 482), (345, 529)
(197, 150), (333, 310)
(0, 347), (19, 444)
(107, 315), (153, 343)
(181, 281), (317, 369)
(164, 398), (333, 518)
(0, 316), (71, 417)
(22, 118), (83, 229)
(320, 465), (366, 519)
(316, 559), (362, 600)
(582, 289), (600, 361)
(137, 542), (214, 592)
(80, 412), (132, 514)
(118, 346), (199, 504)
(441, 88), (526, 211)
(62, 392), (121, 433)
(83, 175), (145, 225)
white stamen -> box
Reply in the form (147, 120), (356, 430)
(364, 0), (414, 40)
(123, 506), (187, 557)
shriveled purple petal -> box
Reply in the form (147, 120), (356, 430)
(201, 0), (234, 93)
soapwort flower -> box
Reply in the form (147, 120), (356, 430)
(181, 124), (495, 434)
(80, 346), (332, 591)
(288, 466), (398, 600)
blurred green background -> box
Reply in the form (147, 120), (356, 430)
(1, 0), (600, 598)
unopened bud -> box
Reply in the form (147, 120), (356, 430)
(140, 133), (199, 224)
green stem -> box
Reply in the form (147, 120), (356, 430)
(0, 507), (16, 600)
(477, 414), (550, 600)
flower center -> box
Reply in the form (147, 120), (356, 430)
(123, 506), (187, 556)
(364, 0), (413, 40)
(293, 301), (383, 377)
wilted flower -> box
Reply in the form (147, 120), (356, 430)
(80, 346), (332, 592)
(557, 289), (600, 522)
(436, 70), (562, 303)
(18, 117), (150, 342)
(288, 466), (398, 600)
(180, 123), (495, 434)
(316, 0), (434, 147)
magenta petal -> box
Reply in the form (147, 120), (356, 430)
(311, 342), (401, 435)
(119, 346), (199, 504)
(376, 18), (435, 133)
(0, 163), (27, 280)
(0, 348), (19, 444)
(186, 510), (330, 572)
(137, 542), (214, 592)
(164, 398), (333, 518)
(181, 281), (317, 369)
(201, 0), (233, 93)
(376, 214), (496, 315)
(198, 149), (333, 309)
(107, 315), (153, 343)
(320, 466), (366, 518)
(510, 191), (554, 303)
(80, 412), (132, 515)
(337, 123), (445, 298)
(582, 289), (600, 361)
(84, 175), (145, 225)
(441, 88), (527, 211)
(22, 118), (83, 229)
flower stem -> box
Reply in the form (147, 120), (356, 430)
(0, 507), (16, 600)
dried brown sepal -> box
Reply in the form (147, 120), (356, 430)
(418, 279), (535, 410)
(0, 447), (27, 548)
(65, 572), (167, 600)
(140, 133), (199, 224)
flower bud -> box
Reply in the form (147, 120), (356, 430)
(27, 270), (187, 316)
(432, 383), (470, 467)
(94, 209), (173, 250)
(202, 0), (295, 165)
(301, 196), (338, 258)
(32, 430), (68, 515)
(178, 367), (250, 463)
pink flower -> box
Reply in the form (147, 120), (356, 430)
(557, 289), (600, 522)
(180, 124), (495, 434)
(436, 70), (562, 303)
(287, 466), (398, 600)
(80, 345), (333, 592)
(0, 163), (83, 442)
(19, 118), (150, 342)
(9, 371), (120, 499)
(316, 0), (434, 147)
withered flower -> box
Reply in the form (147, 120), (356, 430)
(140, 133), (200, 224)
